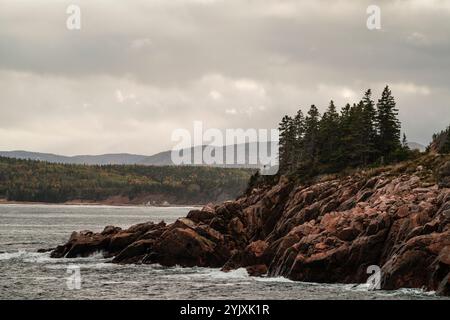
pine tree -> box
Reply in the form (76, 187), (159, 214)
(402, 133), (408, 148)
(318, 100), (341, 165)
(347, 102), (366, 166)
(275, 86), (405, 178)
(278, 115), (295, 172)
(361, 89), (379, 164)
(376, 85), (401, 161)
(336, 103), (352, 167)
(292, 109), (305, 167)
(303, 105), (321, 164)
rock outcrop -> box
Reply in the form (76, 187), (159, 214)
(49, 154), (450, 296)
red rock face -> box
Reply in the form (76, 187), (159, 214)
(50, 156), (450, 296)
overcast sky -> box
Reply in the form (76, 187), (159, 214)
(0, 0), (449, 155)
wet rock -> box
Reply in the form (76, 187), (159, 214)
(113, 239), (155, 264)
(109, 232), (138, 253)
(155, 228), (229, 267)
(439, 246), (450, 265)
(101, 225), (122, 236)
(222, 240), (268, 271)
(246, 264), (268, 277)
(187, 209), (216, 223)
(50, 230), (109, 258)
(37, 248), (54, 253)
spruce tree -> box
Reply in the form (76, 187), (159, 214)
(336, 103), (352, 167)
(376, 85), (401, 160)
(347, 102), (366, 166)
(303, 105), (321, 164)
(275, 86), (406, 178)
(402, 133), (408, 148)
(292, 109), (306, 167)
(361, 89), (379, 163)
(318, 100), (341, 166)
(278, 115), (295, 173)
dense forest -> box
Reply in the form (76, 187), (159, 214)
(276, 86), (419, 178)
(430, 126), (450, 154)
(0, 157), (254, 204)
(246, 86), (430, 191)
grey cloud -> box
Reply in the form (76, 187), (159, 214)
(0, 0), (449, 154)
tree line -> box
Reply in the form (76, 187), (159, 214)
(278, 85), (415, 177)
(430, 125), (450, 154)
(0, 157), (253, 204)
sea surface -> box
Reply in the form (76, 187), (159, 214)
(0, 204), (447, 300)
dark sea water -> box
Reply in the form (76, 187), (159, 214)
(0, 204), (447, 300)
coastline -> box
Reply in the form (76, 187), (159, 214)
(48, 154), (450, 296)
(0, 198), (204, 208)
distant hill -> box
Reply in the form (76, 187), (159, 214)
(0, 150), (150, 165)
(407, 142), (426, 152)
(0, 142), (275, 168)
(0, 156), (254, 205)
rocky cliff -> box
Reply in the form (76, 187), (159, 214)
(50, 154), (450, 296)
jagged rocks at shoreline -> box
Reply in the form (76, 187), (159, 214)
(50, 155), (450, 296)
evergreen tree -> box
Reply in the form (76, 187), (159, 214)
(292, 109), (306, 167)
(278, 115), (295, 172)
(376, 85), (401, 160)
(347, 102), (366, 166)
(318, 100), (341, 165)
(402, 133), (408, 148)
(441, 126), (450, 154)
(336, 103), (353, 167)
(303, 105), (321, 164)
(430, 125), (450, 153)
(276, 86), (405, 178)
(361, 89), (379, 164)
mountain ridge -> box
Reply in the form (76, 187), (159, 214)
(0, 141), (426, 166)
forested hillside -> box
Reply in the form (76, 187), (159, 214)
(0, 157), (254, 204)
(277, 86), (419, 178)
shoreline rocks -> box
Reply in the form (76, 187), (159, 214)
(49, 155), (450, 296)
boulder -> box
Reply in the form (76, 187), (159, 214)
(222, 240), (268, 271)
(101, 225), (122, 236)
(155, 228), (228, 267)
(113, 239), (155, 264)
(50, 230), (109, 258)
(187, 209), (216, 223)
(246, 264), (268, 277)
(109, 232), (138, 253)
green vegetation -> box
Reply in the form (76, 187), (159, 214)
(0, 157), (254, 204)
(431, 125), (450, 154)
(277, 86), (417, 179)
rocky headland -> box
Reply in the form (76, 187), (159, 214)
(49, 154), (450, 296)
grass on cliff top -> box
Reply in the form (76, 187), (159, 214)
(295, 152), (450, 187)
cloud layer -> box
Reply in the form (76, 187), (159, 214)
(0, 0), (449, 155)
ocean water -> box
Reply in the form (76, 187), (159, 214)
(0, 204), (447, 300)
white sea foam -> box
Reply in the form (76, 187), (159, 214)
(0, 250), (27, 261)
(0, 250), (51, 262)
(341, 282), (439, 297)
(203, 268), (250, 280)
(255, 276), (294, 283)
